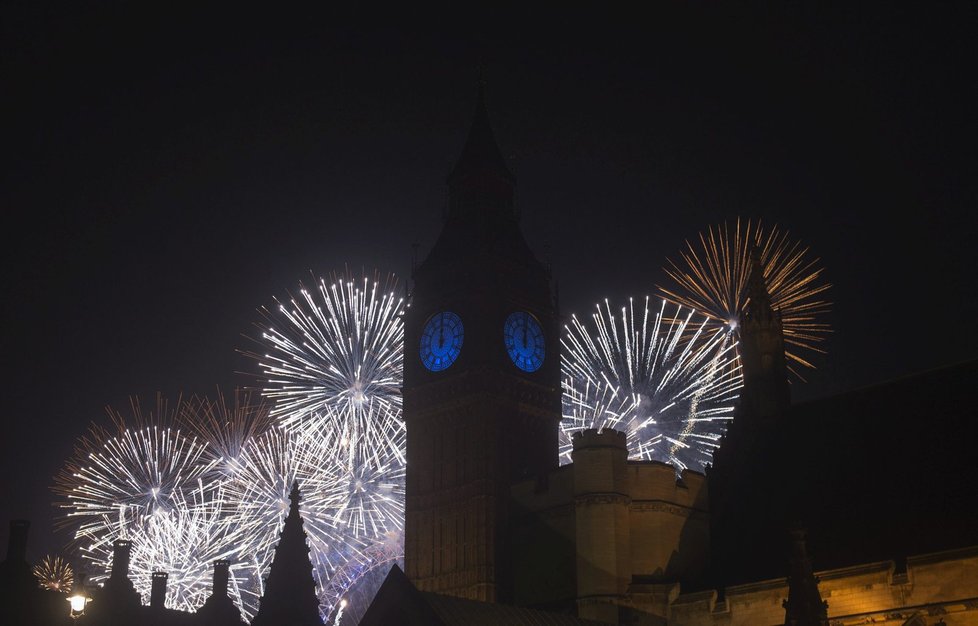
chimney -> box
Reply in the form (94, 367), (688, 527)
(110, 539), (132, 581)
(150, 571), (168, 609)
(212, 559), (230, 598)
(6, 520), (29, 563)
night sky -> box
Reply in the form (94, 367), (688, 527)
(3, 4), (976, 559)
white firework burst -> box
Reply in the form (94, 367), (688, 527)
(256, 273), (403, 433)
(561, 297), (743, 472)
(250, 271), (406, 621)
(219, 426), (347, 618)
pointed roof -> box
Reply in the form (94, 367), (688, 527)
(250, 481), (323, 626)
(447, 81), (515, 187)
(782, 527), (829, 626)
(744, 245), (775, 322)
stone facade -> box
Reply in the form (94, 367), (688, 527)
(510, 429), (710, 623)
(669, 546), (978, 626)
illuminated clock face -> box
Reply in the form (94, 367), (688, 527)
(420, 311), (464, 372)
(503, 311), (545, 372)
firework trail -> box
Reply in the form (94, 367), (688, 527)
(34, 555), (73, 592)
(561, 297), (742, 471)
(250, 271), (406, 621)
(255, 273), (403, 435)
(178, 388), (275, 478)
(658, 218), (831, 378)
(53, 395), (234, 611)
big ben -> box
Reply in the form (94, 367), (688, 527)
(402, 85), (562, 602)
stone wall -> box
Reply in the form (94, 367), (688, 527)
(670, 546), (978, 625)
(510, 428), (710, 623)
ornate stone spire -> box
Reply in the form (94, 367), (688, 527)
(744, 246), (775, 323)
(736, 245), (790, 419)
(250, 481), (324, 626)
(782, 527), (829, 626)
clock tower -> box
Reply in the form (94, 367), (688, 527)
(402, 85), (561, 602)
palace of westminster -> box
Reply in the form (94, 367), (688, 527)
(2, 89), (976, 625)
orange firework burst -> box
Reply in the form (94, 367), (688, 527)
(178, 388), (275, 471)
(658, 219), (831, 379)
(34, 555), (73, 592)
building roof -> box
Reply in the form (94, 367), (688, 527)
(421, 591), (608, 626)
(360, 565), (606, 626)
(446, 82), (515, 187)
(712, 359), (978, 584)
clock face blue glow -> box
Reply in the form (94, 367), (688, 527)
(504, 311), (545, 372)
(420, 311), (464, 372)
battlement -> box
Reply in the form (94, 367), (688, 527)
(572, 427), (627, 451)
(511, 443), (712, 604)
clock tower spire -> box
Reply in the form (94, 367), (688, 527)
(402, 83), (561, 603)
(445, 80), (516, 221)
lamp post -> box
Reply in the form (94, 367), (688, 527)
(67, 593), (90, 620)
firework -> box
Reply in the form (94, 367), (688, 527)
(80, 482), (244, 611)
(178, 388), (275, 477)
(658, 219), (831, 377)
(561, 297), (743, 471)
(254, 272), (404, 434)
(34, 555), (73, 592)
(53, 395), (233, 612)
(248, 270), (406, 621)
(53, 395), (216, 535)
(320, 532), (402, 625)
(218, 426), (341, 617)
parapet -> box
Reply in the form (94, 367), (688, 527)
(572, 428), (627, 451)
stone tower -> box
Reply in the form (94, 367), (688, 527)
(251, 482), (323, 626)
(402, 84), (562, 602)
(571, 429), (631, 624)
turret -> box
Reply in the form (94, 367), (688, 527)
(84, 538), (141, 622)
(6, 520), (28, 564)
(109, 539), (132, 583)
(197, 559), (243, 625)
(0, 520), (42, 625)
(782, 527), (829, 626)
(737, 246), (791, 421)
(150, 571), (168, 609)
(571, 429), (630, 624)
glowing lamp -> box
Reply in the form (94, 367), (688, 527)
(67, 593), (90, 618)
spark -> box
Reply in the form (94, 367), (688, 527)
(53, 395), (216, 537)
(178, 388), (275, 477)
(561, 297), (743, 471)
(249, 270), (406, 620)
(34, 555), (74, 592)
(53, 395), (242, 612)
(658, 218), (832, 378)
(254, 272), (404, 434)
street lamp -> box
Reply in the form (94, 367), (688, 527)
(67, 593), (90, 619)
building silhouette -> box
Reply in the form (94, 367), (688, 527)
(365, 87), (978, 624)
(250, 482), (323, 626)
(402, 80), (562, 603)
